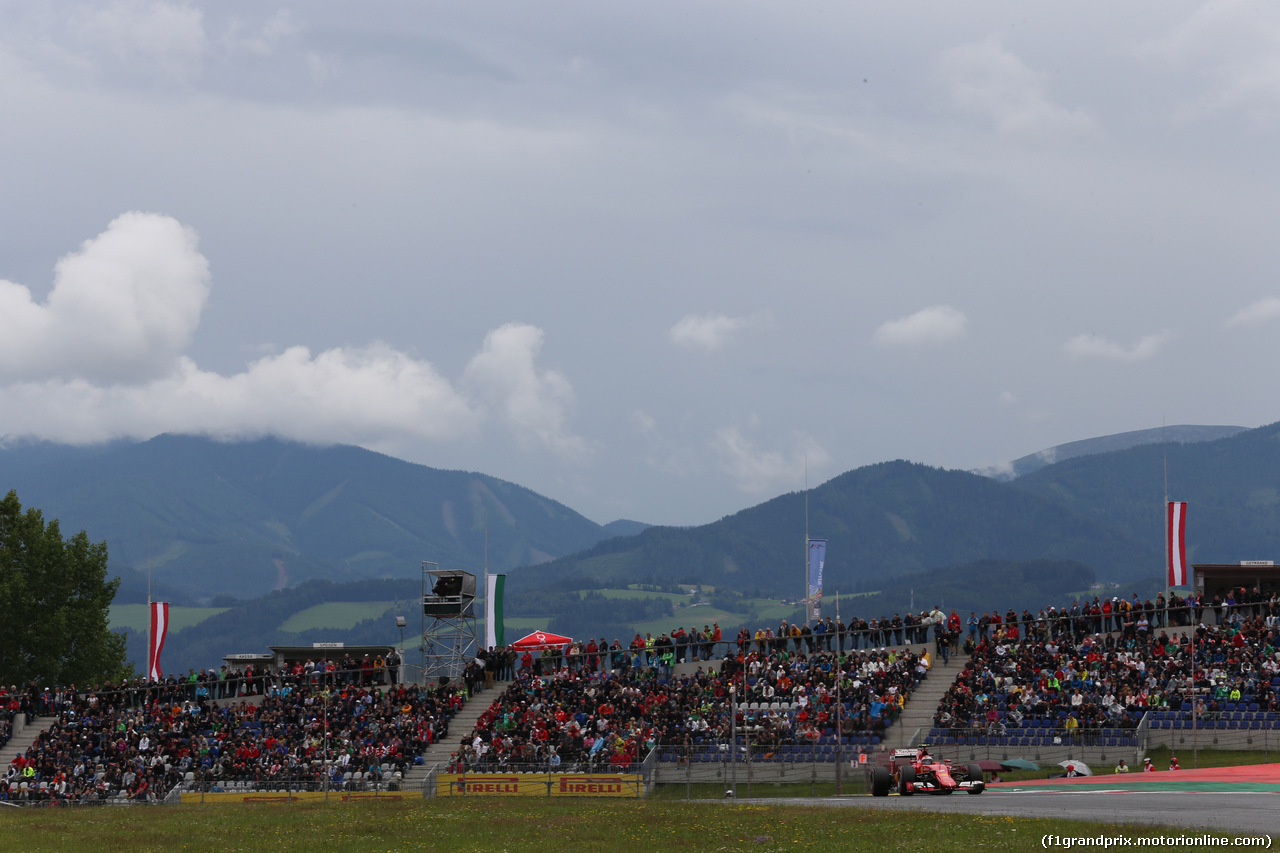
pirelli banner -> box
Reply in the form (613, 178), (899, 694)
(436, 773), (643, 798)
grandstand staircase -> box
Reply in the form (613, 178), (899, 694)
(402, 681), (509, 790)
(0, 715), (56, 768)
(671, 641), (967, 751)
(894, 646), (970, 750)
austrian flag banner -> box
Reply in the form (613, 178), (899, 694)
(148, 601), (170, 681)
(1167, 501), (1188, 587)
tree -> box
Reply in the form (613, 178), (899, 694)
(0, 490), (129, 687)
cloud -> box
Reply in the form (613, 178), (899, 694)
(0, 212), (210, 383)
(669, 312), (772, 352)
(462, 322), (589, 457)
(872, 305), (967, 347)
(711, 426), (829, 494)
(71, 0), (205, 76)
(669, 313), (745, 351)
(0, 347), (479, 448)
(225, 10), (298, 57)
(1063, 330), (1172, 362)
(1136, 0), (1280, 121)
(1226, 296), (1280, 326)
(631, 410), (657, 436)
(940, 36), (1093, 137)
(0, 216), (586, 458)
(971, 459), (1015, 480)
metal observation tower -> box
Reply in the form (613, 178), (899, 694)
(420, 562), (478, 684)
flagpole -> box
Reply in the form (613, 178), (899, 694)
(147, 539), (152, 683)
(483, 529), (490, 651)
(1163, 420), (1170, 605)
(804, 456), (810, 628)
(835, 590), (843, 795)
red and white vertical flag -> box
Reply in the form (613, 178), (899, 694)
(1167, 501), (1188, 587)
(148, 601), (170, 681)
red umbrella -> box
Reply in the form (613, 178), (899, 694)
(510, 630), (574, 651)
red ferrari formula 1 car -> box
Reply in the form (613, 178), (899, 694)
(871, 748), (985, 796)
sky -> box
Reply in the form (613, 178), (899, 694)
(2, 1), (1279, 527)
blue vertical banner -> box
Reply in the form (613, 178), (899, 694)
(807, 539), (826, 622)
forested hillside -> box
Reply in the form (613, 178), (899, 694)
(507, 460), (1160, 599)
(1014, 420), (1280, 568)
(10, 422), (1280, 674)
(0, 435), (614, 602)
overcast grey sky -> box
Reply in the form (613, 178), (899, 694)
(2, 1), (1278, 526)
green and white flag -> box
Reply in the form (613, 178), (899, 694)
(485, 573), (505, 649)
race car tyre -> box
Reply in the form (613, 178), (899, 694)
(871, 766), (892, 797)
(898, 764), (915, 796)
(966, 763), (986, 795)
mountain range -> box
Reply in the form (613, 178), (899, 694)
(512, 421), (1278, 598)
(0, 434), (639, 603)
(977, 424), (1247, 480)
(2, 421), (1276, 610)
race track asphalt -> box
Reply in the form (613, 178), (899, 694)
(732, 765), (1280, 837)
(761, 790), (1277, 838)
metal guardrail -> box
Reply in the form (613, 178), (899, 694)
(1135, 709), (1152, 751)
(648, 743), (873, 797)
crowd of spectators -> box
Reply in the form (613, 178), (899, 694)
(0, 685), (42, 752)
(5, 585), (1280, 802)
(932, 590), (1280, 744)
(451, 638), (930, 773)
(0, 662), (461, 805)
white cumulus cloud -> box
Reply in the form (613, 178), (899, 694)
(0, 211), (209, 383)
(872, 305), (968, 347)
(711, 426), (829, 494)
(0, 347), (479, 448)
(462, 322), (588, 457)
(1136, 0), (1280, 122)
(71, 0), (205, 75)
(0, 215), (586, 459)
(1226, 296), (1280, 327)
(1063, 330), (1172, 362)
(669, 311), (771, 352)
(940, 36), (1094, 137)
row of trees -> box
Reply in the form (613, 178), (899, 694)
(0, 490), (128, 687)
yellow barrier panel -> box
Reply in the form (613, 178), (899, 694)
(436, 773), (642, 798)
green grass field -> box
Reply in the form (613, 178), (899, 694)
(0, 797), (1207, 853)
(108, 604), (228, 633)
(586, 588), (693, 603)
(1139, 745), (1280, 770)
(279, 602), (401, 632)
(568, 588), (802, 641)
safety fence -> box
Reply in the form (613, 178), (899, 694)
(647, 743), (872, 797)
(173, 774), (426, 804)
(918, 725), (1147, 767)
(1145, 716), (1280, 759)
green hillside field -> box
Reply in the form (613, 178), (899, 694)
(109, 604), (228, 633)
(280, 601), (401, 632)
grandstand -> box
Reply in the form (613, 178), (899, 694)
(3, 587), (1277, 804)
